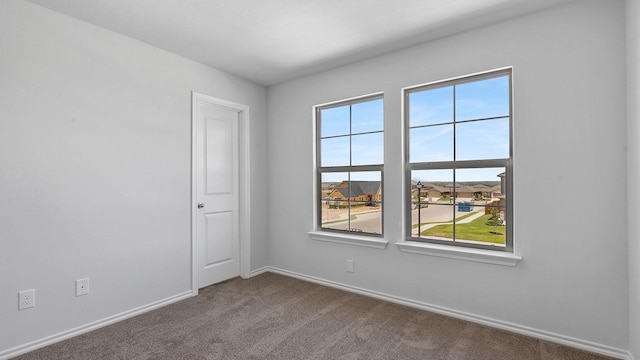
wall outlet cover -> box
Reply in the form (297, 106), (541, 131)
(347, 259), (354, 273)
(18, 289), (35, 310)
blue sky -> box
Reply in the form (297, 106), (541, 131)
(320, 98), (383, 138)
(320, 98), (383, 183)
(320, 74), (509, 183)
(322, 171), (381, 185)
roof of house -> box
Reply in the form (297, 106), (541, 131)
(336, 181), (381, 197)
(414, 182), (500, 194)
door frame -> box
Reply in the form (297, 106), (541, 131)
(191, 91), (251, 295)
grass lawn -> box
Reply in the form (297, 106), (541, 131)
(421, 214), (505, 244)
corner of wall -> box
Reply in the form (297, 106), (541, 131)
(627, 0), (640, 358)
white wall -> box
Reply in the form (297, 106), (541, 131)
(268, 0), (628, 354)
(0, 0), (267, 355)
(628, 0), (640, 358)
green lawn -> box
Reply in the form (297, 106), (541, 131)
(421, 214), (505, 244)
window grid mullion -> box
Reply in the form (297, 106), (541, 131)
(348, 104), (352, 218)
(409, 159), (508, 171)
(321, 129), (383, 139)
(408, 115), (509, 131)
(452, 83), (457, 243)
(320, 166), (384, 174)
(347, 172), (351, 230)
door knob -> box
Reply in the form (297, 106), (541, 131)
(197, 202), (205, 209)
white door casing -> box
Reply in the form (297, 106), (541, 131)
(191, 92), (250, 293)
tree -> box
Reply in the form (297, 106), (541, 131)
(486, 207), (504, 226)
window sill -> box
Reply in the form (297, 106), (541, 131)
(395, 241), (521, 266)
(308, 231), (389, 249)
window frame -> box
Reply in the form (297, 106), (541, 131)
(404, 68), (513, 252)
(315, 93), (385, 237)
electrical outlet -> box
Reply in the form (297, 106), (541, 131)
(18, 289), (35, 310)
(76, 278), (89, 296)
(346, 259), (354, 273)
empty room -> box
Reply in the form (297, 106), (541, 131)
(1, 0), (639, 359)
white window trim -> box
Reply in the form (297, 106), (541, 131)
(308, 231), (389, 249)
(403, 67), (514, 253)
(312, 92), (385, 241)
(395, 240), (521, 266)
(397, 69), (520, 266)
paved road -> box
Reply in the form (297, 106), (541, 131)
(322, 210), (382, 234)
(410, 203), (486, 223)
(411, 206), (485, 235)
(322, 203), (492, 235)
(349, 211), (382, 233)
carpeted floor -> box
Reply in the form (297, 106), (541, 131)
(15, 272), (616, 360)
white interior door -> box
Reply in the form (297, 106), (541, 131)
(195, 97), (240, 289)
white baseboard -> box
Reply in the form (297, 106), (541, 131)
(3, 271), (633, 360)
(0, 291), (193, 360)
(247, 266), (269, 278)
(266, 267), (633, 360)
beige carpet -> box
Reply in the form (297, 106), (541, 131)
(15, 272), (615, 360)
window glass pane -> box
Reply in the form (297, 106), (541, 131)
(352, 98), (383, 134)
(321, 171), (348, 184)
(321, 172), (348, 232)
(321, 136), (350, 166)
(409, 86), (453, 127)
(320, 105), (350, 138)
(409, 124), (453, 163)
(455, 75), (509, 121)
(348, 171), (382, 234)
(320, 172), (381, 235)
(453, 168), (506, 246)
(455, 118), (509, 161)
(351, 132), (383, 166)
(410, 169), (454, 239)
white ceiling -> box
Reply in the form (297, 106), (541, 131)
(25, 0), (573, 86)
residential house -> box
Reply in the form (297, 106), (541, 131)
(328, 181), (382, 207)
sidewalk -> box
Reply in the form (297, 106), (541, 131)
(322, 208), (381, 225)
(411, 208), (485, 236)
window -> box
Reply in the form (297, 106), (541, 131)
(405, 68), (512, 251)
(316, 94), (384, 236)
